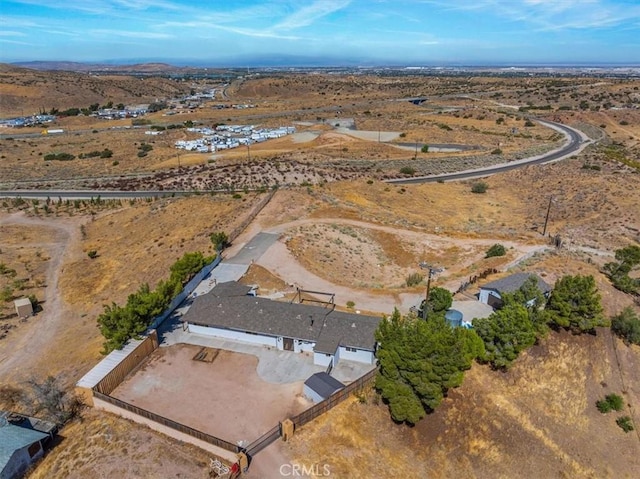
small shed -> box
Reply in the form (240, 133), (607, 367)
(13, 298), (33, 318)
(303, 373), (344, 403)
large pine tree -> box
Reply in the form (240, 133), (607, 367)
(375, 309), (484, 424)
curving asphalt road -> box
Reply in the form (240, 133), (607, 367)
(385, 119), (589, 185)
(0, 119), (590, 199)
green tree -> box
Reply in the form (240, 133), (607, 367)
(421, 144), (429, 153)
(210, 231), (230, 251)
(611, 307), (640, 345)
(375, 309), (484, 424)
(473, 302), (537, 369)
(545, 275), (606, 333)
(603, 244), (640, 294)
(419, 287), (453, 318)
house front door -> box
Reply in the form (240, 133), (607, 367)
(283, 337), (294, 351)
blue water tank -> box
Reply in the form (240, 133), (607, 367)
(445, 309), (463, 328)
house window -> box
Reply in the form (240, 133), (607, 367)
(28, 441), (41, 458)
(345, 347), (357, 353)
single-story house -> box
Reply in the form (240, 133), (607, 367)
(181, 281), (381, 368)
(478, 273), (552, 308)
(0, 412), (56, 479)
(303, 372), (344, 403)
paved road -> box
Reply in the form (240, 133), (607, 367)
(226, 232), (279, 265)
(385, 119), (588, 185)
(0, 119), (589, 199)
(0, 189), (193, 199)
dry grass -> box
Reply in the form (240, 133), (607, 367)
(29, 410), (213, 479)
(285, 329), (640, 479)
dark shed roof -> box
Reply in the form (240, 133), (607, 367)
(304, 372), (344, 399)
(181, 281), (380, 353)
(480, 273), (552, 295)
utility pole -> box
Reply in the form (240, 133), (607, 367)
(542, 195), (553, 236)
(419, 261), (443, 320)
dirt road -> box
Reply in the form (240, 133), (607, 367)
(230, 217), (549, 313)
(0, 212), (84, 381)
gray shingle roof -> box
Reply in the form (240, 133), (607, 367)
(304, 372), (344, 399)
(181, 281), (381, 353)
(480, 273), (552, 295)
(0, 423), (48, 470)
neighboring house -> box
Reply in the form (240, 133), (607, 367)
(0, 412), (56, 479)
(478, 273), (552, 309)
(303, 372), (344, 403)
(180, 281), (381, 368)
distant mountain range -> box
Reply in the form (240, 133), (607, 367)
(9, 58), (640, 73)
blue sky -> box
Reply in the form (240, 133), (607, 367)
(1, 0), (639, 65)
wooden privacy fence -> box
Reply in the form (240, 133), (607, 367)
(94, 331), (159, 396)
(228, 189), (276, 243)
(244, 424), (281, 457)
(291, 368), (377, 429)
(92, 391), (242, 454)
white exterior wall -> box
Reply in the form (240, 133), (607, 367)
(297, 341), (315, 353)
(1, 444), (43, 479)
(478, 289), (501, 305)
(187, 324), (277, 348)
(303, 385), (324, 403)
(338, 347), (375, 365)
(313, 352), (334, 367)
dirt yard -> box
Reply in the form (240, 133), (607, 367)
(111, 344), (311, 444)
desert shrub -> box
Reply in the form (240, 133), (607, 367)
(524, 119), (535, 127)
(346, 301), (355, 309)
(616, 416), (634, 432)
(399, 166), (416, 175)
(87, 250), (98, 259)
(611, 307), (640, 345)
(405, 272), (423, 287)
(44, 152), (75, 161)
(597, 393), (624, 413)
(620, 120), (629, 125)
(491, 148), (502, 155)
(210, 231), (230, 251)
(485, 244), (506, 258)
(471, 182), (488, 194)
(421, 144), (429, 153)
(0, 286), (14, 303)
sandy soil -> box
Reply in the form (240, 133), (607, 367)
(0, 212), (85, 382)
(111, 344), (311, 445)
(252, 218), (547, 313)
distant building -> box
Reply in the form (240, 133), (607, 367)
(13, 298), (32, 318)
(478, 273), (552, 309)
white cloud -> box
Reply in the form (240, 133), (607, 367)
(273, 0), (352, 30)
(89, 29), (172, 39)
